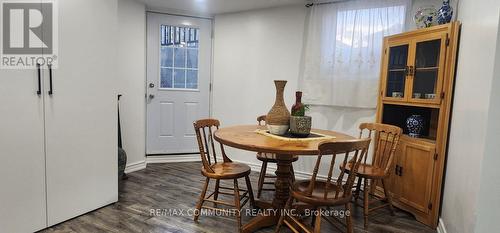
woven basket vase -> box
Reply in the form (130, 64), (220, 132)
(266, 80), (290, 135)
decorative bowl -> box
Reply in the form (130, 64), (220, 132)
(425, 93), (436, 99)
(414, 6), (437, 28)
(392, 92), (403, 98)
(267, 125), (289, 135)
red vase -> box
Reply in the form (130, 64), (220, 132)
(291, 91), (305, 116)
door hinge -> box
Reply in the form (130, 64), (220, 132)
(209, 83), (213, 92)
(428, 202), (433, 210)
(381, 91), (383, 96)
(434, 152), (438, 160)
(441, 92), (445, 99)
(446, 37), (450, 46)
(384, 48), (387, 54)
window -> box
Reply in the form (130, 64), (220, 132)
(160, 25), (199, 89)
(300, 0), (409, 108)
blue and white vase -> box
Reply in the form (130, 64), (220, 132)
(406, 115), (425, 137)
(437, 0), (453, 24)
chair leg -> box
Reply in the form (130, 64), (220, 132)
(214, 179), (220, 208)
(245, 175), (256, 208)
(382, 178), (395, 216)
(233, 179), (242, 232)
(363, 178), (370, 229)
(290, 164), (296, 185)
(275, 196), (293, 233)
(311, 208), (317, 226)
(194, 177), (210, 222)
(313, 208), (322, 233)
(345, 203), (353, 233)
(214, 179), (220, 200)
(354, 177), (363, 203)
(257, 161), (268, 199)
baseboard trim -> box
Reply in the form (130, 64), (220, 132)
(125, 160), (147, 174)
(146, 154), (201, 164)
(437, 218), (447, 233)
(127, 157), (327, 182)
(125, 154), (201, 174)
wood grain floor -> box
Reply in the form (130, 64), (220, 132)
(40, 162), (436, 233)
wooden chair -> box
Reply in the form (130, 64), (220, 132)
(276, 138), (371, 233)
(193, 119), (255, 232)
(345, 123), (402, 229)
(256, 115), (298, 199)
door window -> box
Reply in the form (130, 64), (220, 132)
(160, 25), (199, 89)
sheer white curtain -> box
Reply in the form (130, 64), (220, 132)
(299, 0), (410, 108)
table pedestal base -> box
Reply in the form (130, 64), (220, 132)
(242, 155), (294, 233)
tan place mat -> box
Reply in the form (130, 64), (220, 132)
(254, 129), (335, 142)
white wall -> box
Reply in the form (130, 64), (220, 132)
(441, 0), (500, 232)
(212, 5), (306, 166)
(117, 0), (147, 170)
(475, 12), (500, 232)
(210, 1), (439, 175)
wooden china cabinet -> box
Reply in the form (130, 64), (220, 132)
(375, 22), (460, 228)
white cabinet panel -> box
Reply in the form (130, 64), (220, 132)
(44, 0), (118, 225)
(0, 69), (47, 232)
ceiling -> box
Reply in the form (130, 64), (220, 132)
(138, 0), (309, 16)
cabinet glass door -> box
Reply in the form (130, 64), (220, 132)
(410, 37), (446, 104)
(385, 44), (409, 100)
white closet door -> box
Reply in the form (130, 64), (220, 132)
(44, 0), (118, 225)
(0, 69), (47, 232)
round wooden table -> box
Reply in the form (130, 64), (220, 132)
(214, 125), (354, 233)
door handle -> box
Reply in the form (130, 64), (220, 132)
(149, 83), (155, 88)
(48, 64), (53, 95)
(149, 94), (155, 99)
(36, 63), (42, 95)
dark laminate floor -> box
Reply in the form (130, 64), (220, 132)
(40, 162), (436, 233)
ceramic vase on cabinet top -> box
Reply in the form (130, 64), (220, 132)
(437, 0), (453, 24)
(266, 80), (290, 135)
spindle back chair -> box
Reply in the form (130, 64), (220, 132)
(276, 138), (371, 233)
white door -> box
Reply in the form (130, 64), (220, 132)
(146, 13), (211, 155)
(43, 0), (118, 225)
(0, 68), (47, 232)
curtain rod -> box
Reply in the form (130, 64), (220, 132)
(305, 0), (352, 7)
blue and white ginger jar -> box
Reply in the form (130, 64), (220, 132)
(437, 0), (453, 24)
(406, 115), (425, 137)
